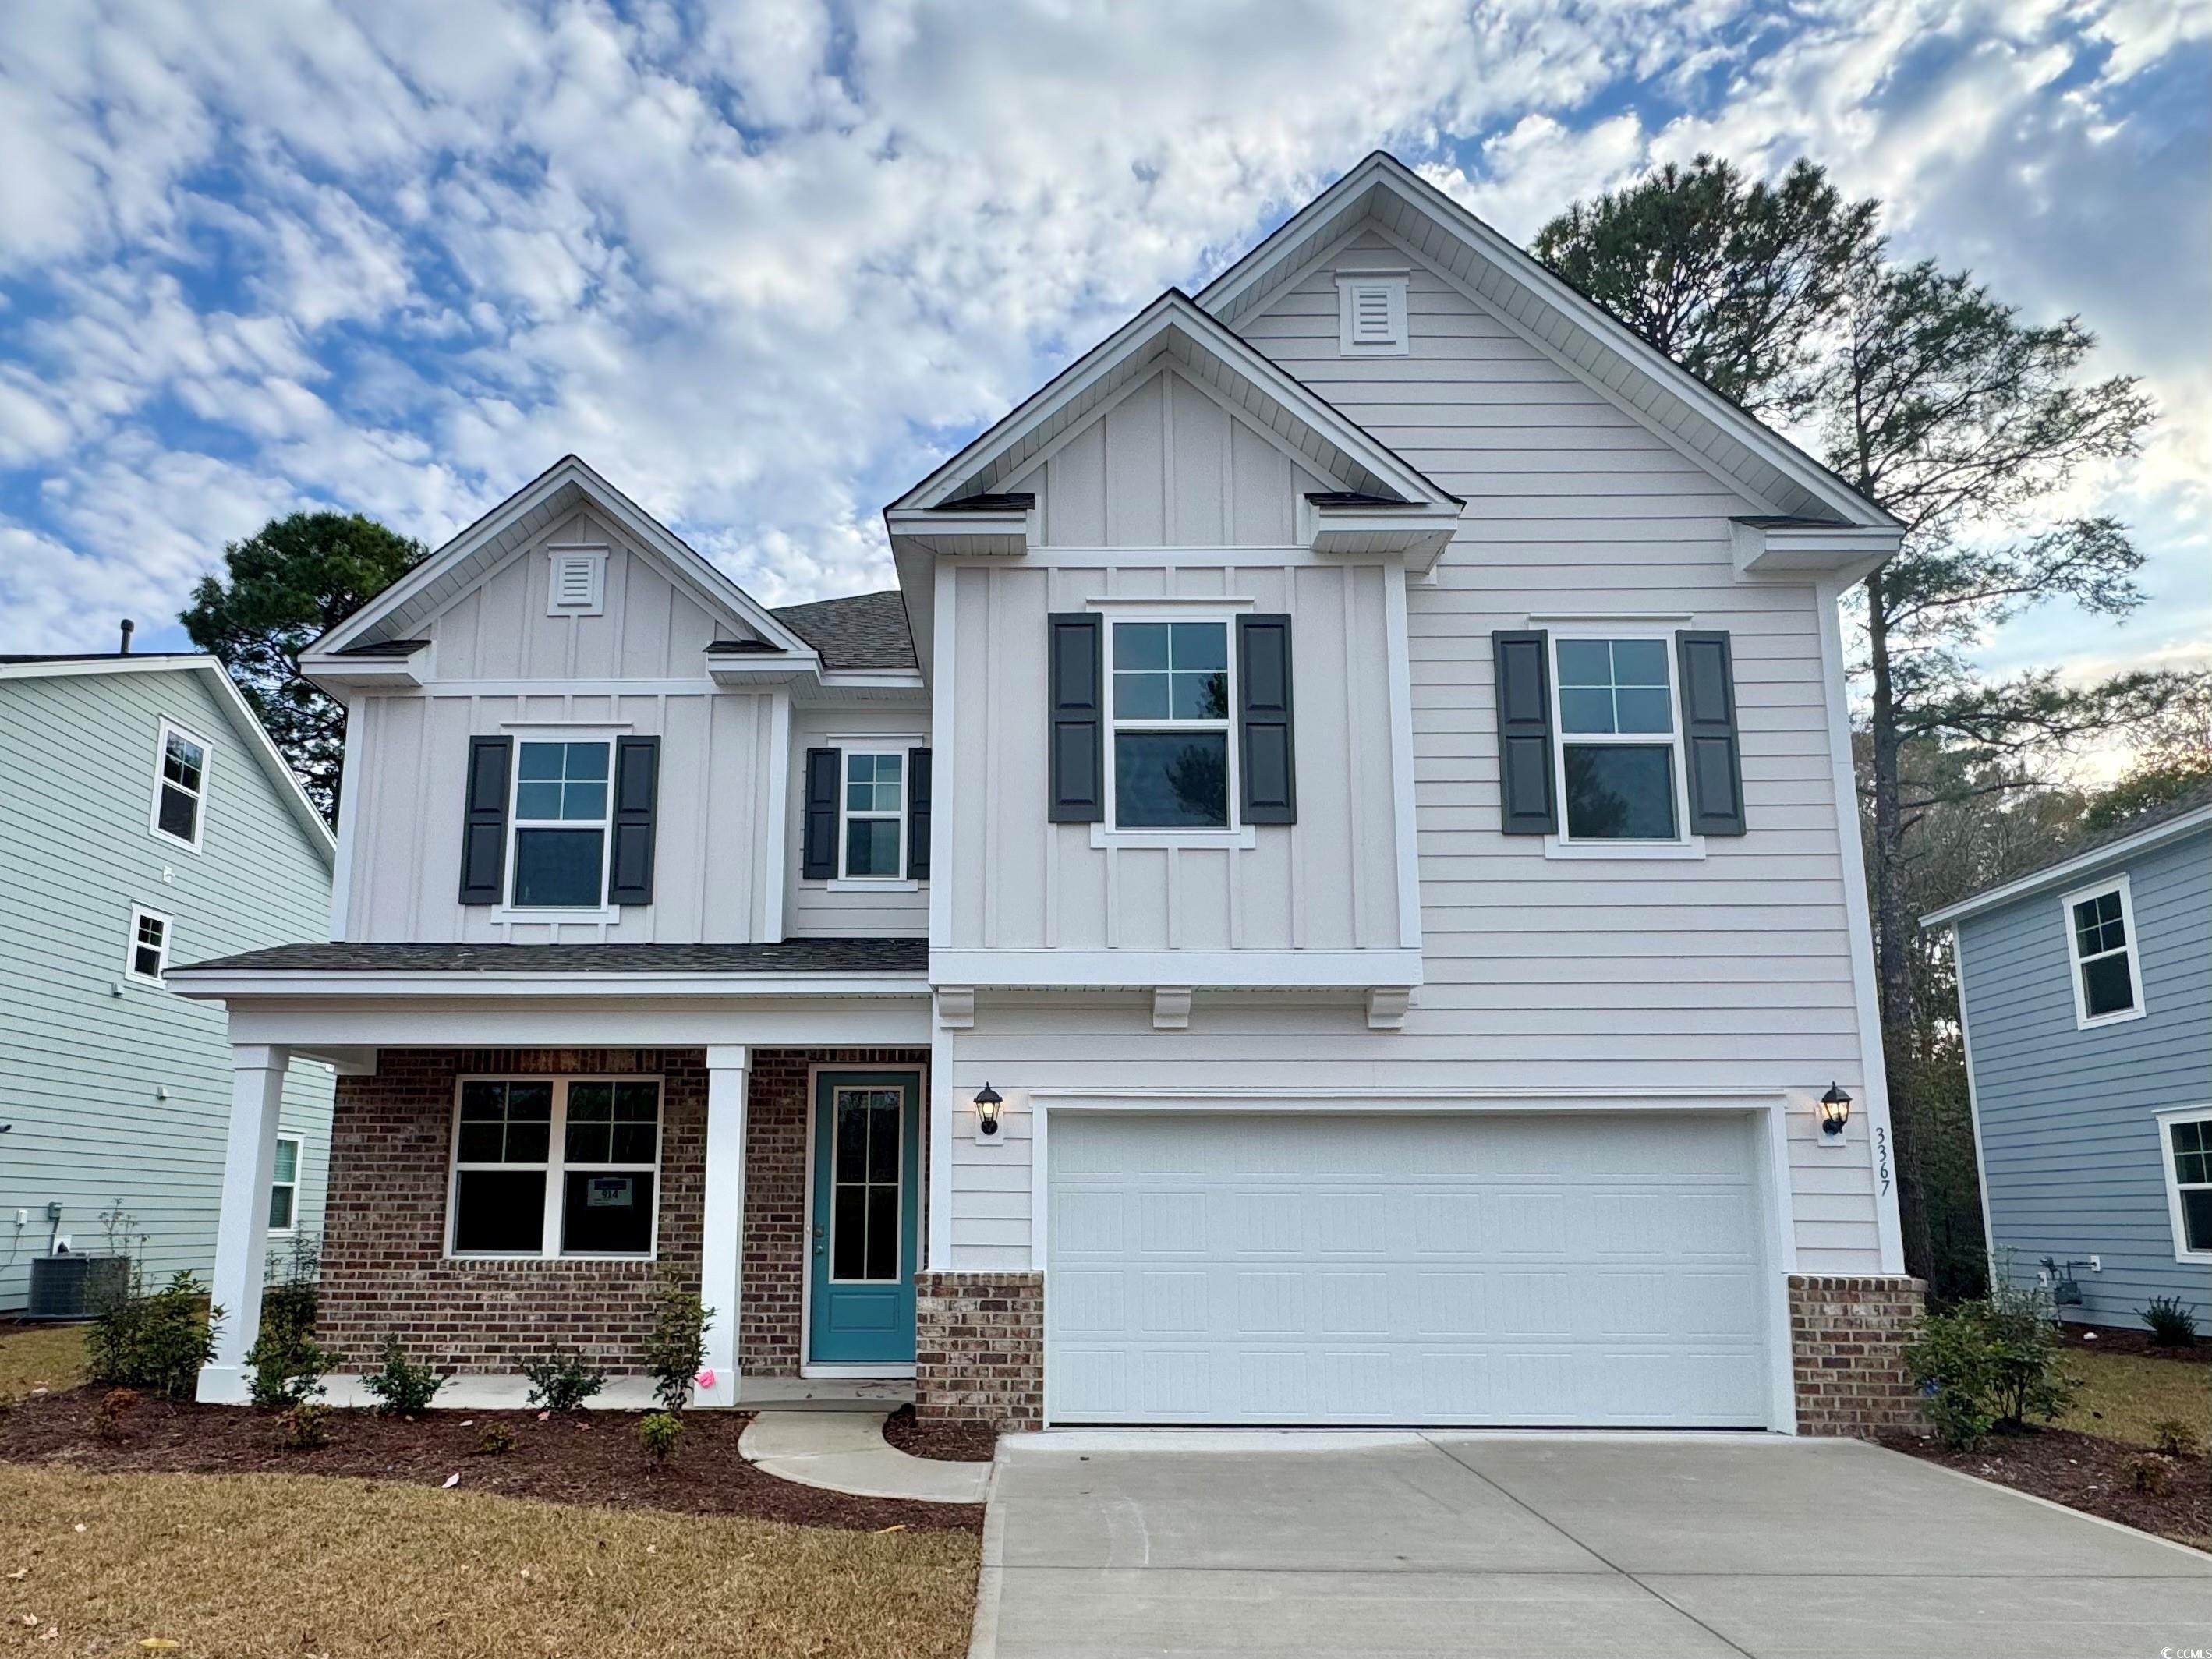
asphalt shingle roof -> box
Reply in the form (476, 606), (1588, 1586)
(173, 939), (930, 975)
(769, 589), (917, 670)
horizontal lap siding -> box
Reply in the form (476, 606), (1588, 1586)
(1957, 831), (2212, 1325)
(0, 669), (334, 1309)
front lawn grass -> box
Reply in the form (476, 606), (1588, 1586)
(0, 1323), (85, 1403)
(2062, 1349), (2210, 1448)
(0, 1464), (978, 1657)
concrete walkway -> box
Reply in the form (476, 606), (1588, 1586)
(739, 1408), (993, 1505)
(974, 1431), (2212, 1657)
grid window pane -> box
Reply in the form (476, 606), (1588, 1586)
(163, 734), (204, 790)
(2079, 953), (2136, 1019)
(1555, 638), (1673, 736)
(1113, 622), (1227, 724)
(513, 827), (604, 906)
(560, 1170), (653, 1254)
(832, 1185), (867, 1279)
(2172, 1124), (2210, 1188)
(2072, 892), (2127, 959)
(1113, 622), (1169, 670)
(846, 818), (902, 876)
(1563, 745), (1678, 840)
(458, 1081), (552, 1163)
(1115, 732), (1228, 827)
(516, 741), (610, 821)
(865, 1186), (900, 1279)
(453, 1169), (547, 1253)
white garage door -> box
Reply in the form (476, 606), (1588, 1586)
(1046, 1112), (1775, 1427)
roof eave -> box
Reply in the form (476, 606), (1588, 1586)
(1920, 804), (2212, 929)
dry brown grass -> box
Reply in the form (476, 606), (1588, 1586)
(0, 1465), (977, 1657)
(0, 1325), (85, 1404)
(2062, 1349), (2210, 1448)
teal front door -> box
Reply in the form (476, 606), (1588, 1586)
(807, 1070), (922, 1366)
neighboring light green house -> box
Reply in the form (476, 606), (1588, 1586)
(0, 649), (336, 1314)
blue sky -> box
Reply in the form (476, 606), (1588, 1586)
(2, 0), (2204, 731)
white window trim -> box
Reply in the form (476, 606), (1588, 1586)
(1336, 271), (1410, 356)
(1543, 624), (1705, 860)
(546, 544), (608, 616)
(1099, 609), (1244, 847)
(2155, 1105), (2212, 1265)
(501, 731), (618, 917)
(2061, 875), (2147, 1029)
(444, 1074), (664, 1262)
(123, 904), (171, 985)
(837, 747), (911, 883)
(269, 1133), (303, 1236)
(148, 718), (212, 852)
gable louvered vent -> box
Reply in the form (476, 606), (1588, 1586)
(547, 547), (607, 616)
(1336, 272), (1409, 356)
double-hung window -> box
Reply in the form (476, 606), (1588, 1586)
(124, 906), (170, 985)
(2062, 878), (2145, 1027)
(449, 1077), (661, 1258)
(2160, 1108), (2212, 1261)
(1109, 619), (1232, 829)
(150, 720), (210, 850)
(842, 752), (905, 879)
(511, 740), (611, 907)
(268, 1135), (302, 1233)
(1552, 636), (1687, 843)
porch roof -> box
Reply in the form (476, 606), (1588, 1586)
(174, 939), (932, 976)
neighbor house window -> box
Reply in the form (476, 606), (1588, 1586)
(124, 906), (170, 985)
(268, 1135), (302, 1233)
(2159, 1108), (2212, 1262)
(1552, 636), (1685, 842)
(150, 720), (210, 850)
(841, 751), (905, 879)
(448, 1077), (660, 1258)
(2062, 877), (2145, 1028)
(1109, 619), (1231, 829)
(510, 740), (611, 907)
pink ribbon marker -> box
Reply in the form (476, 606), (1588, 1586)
(696, 1367), (716, 1390)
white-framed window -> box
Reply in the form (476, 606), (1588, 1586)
(841, 750), (907, 880)
(547, 546), (607, 616)
(149, 720), (211, 851)
(1549, 633), (1695, 846)
(268, 1134), (303, 1233)
(446, 1076), (661, 1259)
(509, 738), (613, 908)
(123, 905), (170, 985)
(1336, 271), (1409, 356)
(2061, 875), (2146, 1028)
(1106, 616), (1235, 832)
(2157, 1106), (2212, 1263)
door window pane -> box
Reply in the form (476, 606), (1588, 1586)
(453, 1169), (547, 1253)
(829, 1088), (904, 1282)
(1115, 732), (1228, 827)
(513, 827), (605, 906)
(1563, 745), (1678, 840)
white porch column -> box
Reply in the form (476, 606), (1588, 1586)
(699, 1045), (749, 1408)
(196, 1043), (289, 1404)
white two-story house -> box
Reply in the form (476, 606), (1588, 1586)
(176, 154), (1917, 1434)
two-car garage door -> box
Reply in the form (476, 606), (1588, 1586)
(1046, 1112), (1775, 1427)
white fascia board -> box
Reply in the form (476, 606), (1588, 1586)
(297, 649), (426, 692)
(926, 948), (1425, 990)
(1310, 504), (1463, 571)
(166, 969), (932, 1000)
(0, 656), (334, 861)
(1730, 520), (1902, 584)
(1920, 806), (2212, 929)
(883, 506), (1031, 559)
(226, 998), (932, 1050)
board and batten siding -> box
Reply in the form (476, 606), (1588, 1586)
(784, 704), (929, 937)
(341, 505), (929, 943)
(937, 223), (1886, 1276)
(1955, 829), (2212, 1326)
(0, 667), (333, 1311)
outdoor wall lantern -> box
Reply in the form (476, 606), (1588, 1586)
(972, 1082), (1004, 1138)
(1818, 1082), (1853, 1137)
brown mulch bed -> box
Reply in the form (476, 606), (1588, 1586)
(880, 1404), (999, 1463)
(1883, 1425), (2212, 1548)
(0, 1386), (979, 1533)
(2059, 1323), (2212, 1364)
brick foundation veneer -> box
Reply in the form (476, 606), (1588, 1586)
(1789, 1274), (1927, 1436)
(915, 1271), (1044, 1430)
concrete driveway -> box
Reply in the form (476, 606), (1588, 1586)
(972, 1431), (2212, 1658)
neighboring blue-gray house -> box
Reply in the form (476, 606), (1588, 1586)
(0, 649), (337, 1313)
(1926, 790), (2212, 1329)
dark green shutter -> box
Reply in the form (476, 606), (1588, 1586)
(1676, 631), (1747, 836)
(607, 736), (660, 904)
(1237, 614), (1296, 824)
(802, 748), (841, 879)
(1047, 613), (1103, 823)
(907, 747), (932, 880)
(1491, 630), (1555, 835)
(458, 735), (511, 904)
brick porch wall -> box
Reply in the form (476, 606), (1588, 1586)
(1789, 1274), (1927, 1436)
(915, 1271), (1044, 1430)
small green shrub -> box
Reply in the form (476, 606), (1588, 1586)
(522, 1349), (604, 1413)
(86, 1268), (223, 1401)
(476, 1422), (518, 1456)
(642, 1272), (713, 1413)
(2150, 1417), (2203, 1459)
(637, 1410), (683, 1463)
(90, 1388), (140, 1442)
(277, 1401), (331, 1451)
(2139, 1296), (2200, 1347)
(360, 1335), (445, 1416)
(246, 1285), (334, 1410)
(1903, 1277), (2079, 1451)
